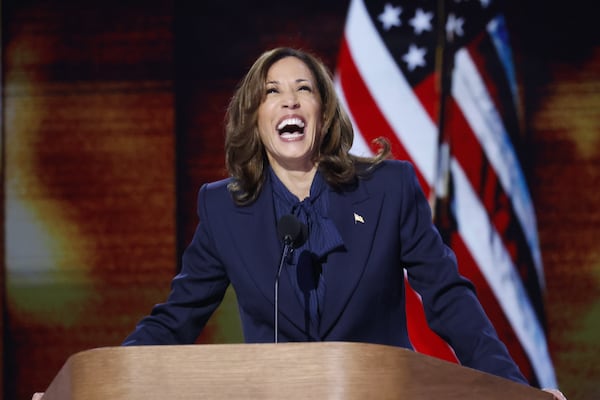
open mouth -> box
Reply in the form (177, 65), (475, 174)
(277, 117), (305, 138)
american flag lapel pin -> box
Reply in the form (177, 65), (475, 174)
(353, 212), (365, 224)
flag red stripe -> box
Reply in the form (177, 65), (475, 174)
(404, 276), (459, 363)
(412, 73), (440, 124)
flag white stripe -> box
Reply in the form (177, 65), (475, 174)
(344, 0), (437, 186)
(451, 158), (557, 388)
(487, 16), (522, 116)
(452, 48), (544, 285)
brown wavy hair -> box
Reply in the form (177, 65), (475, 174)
(225, 47), (390, 206)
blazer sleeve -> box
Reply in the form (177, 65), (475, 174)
(397, 162), (528, 384)
(122, 183), (230, 345)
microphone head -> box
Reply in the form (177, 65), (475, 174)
(277, 214), (307, 248)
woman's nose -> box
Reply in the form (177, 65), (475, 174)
(282, 92), (300, 109)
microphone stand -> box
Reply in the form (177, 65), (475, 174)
(274, 237), (292, 344)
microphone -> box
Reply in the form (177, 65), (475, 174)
(274, 214), (306, 343)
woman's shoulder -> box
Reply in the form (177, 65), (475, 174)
(202, 177), (233, 192)
(379, 158), (415, 172)
(347, 159), (419, 198)
(198, 177), (235, 203)
(363, 159), (417, 183)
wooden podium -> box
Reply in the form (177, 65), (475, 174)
(41, 342), (551, 399)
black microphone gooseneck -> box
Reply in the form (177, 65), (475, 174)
(274, 214), (306, 343)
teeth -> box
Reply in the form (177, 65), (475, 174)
(277, 117), (305, 131)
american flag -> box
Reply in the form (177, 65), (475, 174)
(335, 0), (557, 387)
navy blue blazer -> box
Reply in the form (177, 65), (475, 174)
(123, 160), (527, 384)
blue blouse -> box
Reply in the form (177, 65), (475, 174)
(269, 168), (344, 338)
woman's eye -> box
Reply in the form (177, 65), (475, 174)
(299, 85), (312, 92)
(266, 87), (278, 94)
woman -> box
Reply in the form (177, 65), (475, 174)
(119, 47), (565, 398)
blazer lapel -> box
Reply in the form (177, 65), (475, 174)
(319, 181), (384, 338)
(225, 178), (306, 332)
(224, 176), (384, 339)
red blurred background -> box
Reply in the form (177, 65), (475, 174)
(1, 1), (599, 399)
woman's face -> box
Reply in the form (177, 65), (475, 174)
(257, 56), (322, 173)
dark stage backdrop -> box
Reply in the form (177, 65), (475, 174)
(2, 2), (178, 399)
(1, 1), (599, 400)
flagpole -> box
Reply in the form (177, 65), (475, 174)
(431, 0), (456, 244)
